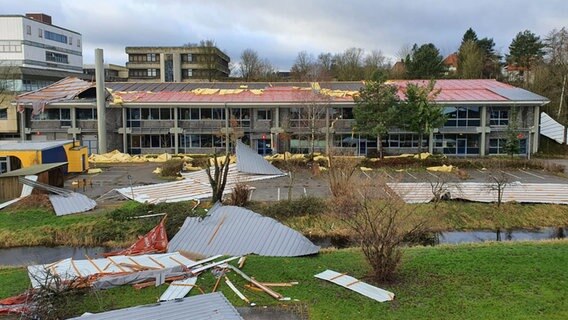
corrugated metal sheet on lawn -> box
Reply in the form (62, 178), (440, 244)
(27, 252), (195, 289)
(159, 276), (197, 301)
(49, 192), (97, 216)
(540, 112), (566, 144)
(70, 292), (243, 320)
(388, 182), (568, 204)
(168, 204), (319, 257)
(236, 140), (283, 175)
(314, 269), (395, 302)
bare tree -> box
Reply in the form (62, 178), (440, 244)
(486, 169), (512, 207)
(330, 174), (431, 282)
(199, 39), (219, 82)
(239, 49), (263, 81)
(363, 50), (389, 80)
(290, 51), (316, 81)
(206, 152), (231, 203)
(334, 48), (364, 80)
(292, 88), (330, 158)
(315, 52), (334, 80)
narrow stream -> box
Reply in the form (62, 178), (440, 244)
(0, 228), (565, 267)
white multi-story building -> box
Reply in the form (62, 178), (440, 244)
(0, 13), (83, 92)
(0, 13), (84, 140)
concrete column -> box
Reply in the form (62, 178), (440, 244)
(532, 105), (540, 154)
(19, 107), (25, 141)
(95, 48), (107, 154)
(274, 107), (280, 154)
(173, 106), (179, 154)
(159, 53), (166, 82)
(122, 107), (127, 153)
(173, 53), (181, 82)
(479, 105), (487, 156)
(70, 106), (77, 140)
(428, 132), (434, 154)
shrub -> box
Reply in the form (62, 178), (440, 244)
(161, 159), (184, 177)
(252, 196), (328, 218)
(228, 183), (250, 207)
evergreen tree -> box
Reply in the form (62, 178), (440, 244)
(507, 30), (545, 68)
(404, 43), (445, 79)
(353, 72), (400, 158)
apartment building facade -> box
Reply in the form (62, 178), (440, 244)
(125, 46), (230, 82)
(83, 64), (128, 82)
(13, 79), (548, 157)
(0, 13), (84, 140)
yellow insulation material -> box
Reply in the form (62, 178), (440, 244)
(360, 167), (373, 172)
(209, 155), (236, 166)
(427, 165), (454, 173)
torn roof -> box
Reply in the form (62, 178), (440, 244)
(236, 140), (283, 175)
(15, 77), (96, 104)
(27, 252), (195, 289)
(107, 79), (548, 104)
(69, 293), (243, 320)
(167, 203), (320, 257)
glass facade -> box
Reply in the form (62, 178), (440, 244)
(443, 106), (480, 127)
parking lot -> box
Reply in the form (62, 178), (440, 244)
(63, 161), (568, 202)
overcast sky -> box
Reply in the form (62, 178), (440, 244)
(3, 0), (567, 71)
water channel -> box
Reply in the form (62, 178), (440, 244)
(0, 228), (565, 266)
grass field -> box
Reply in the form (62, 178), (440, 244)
(0, 200), (567, 248)
(1, 241), (567, 319)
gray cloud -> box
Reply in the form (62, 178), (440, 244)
(2, 0), (567, 71)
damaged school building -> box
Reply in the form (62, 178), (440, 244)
(5, 77), (549, 160)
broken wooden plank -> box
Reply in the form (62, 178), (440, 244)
(227, 265), (283, 299)
(225, 276), (250, 304)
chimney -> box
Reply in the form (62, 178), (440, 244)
(25, 13), (52, 25)
(95, 48), (107, 154)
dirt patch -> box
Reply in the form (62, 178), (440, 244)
(9, 194), (54, 212)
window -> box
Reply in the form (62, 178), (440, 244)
(140, 108), (172, 120)
(333, 107), (353, 119)
(147, 68), (157, 77)
(257, 109), (272, 120)
(435, 134), (479, 155)
(68, 36), (73, 45)
(147, 53), (157, 62)
(0, 41), (22, 52)
(0, 157), (8, 174)
(38, 28), (43, 38)
(46, 51), (68, 64)
(44, 30), (68, 44)
(31, 108), (71, 121)
(212, 108), (225, 120)
(444, 106), (480, 127)
(489, 138), (506, 154)
(490, 108), (509, 126)
(0, 109), (7, 120)
(182, 69), (193, 78)
(76, 108), (97, 120)
(77, 39), (81, 47)
(26, 25), (31, 35)
(388, 134), (427, 148)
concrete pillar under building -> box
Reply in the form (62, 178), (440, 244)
(479, 105), (487, 156)
(532, 105), (540, 154)
(122, 107), (127, 154)
(428, 132), (434, 154)
(274, 107), (280, 154)
(173, 106), (179, 154)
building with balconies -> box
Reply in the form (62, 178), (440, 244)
(125, 46), (230, 82)
(12, 79), (549, 157)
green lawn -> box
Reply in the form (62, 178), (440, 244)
(2, 241), (568, 319)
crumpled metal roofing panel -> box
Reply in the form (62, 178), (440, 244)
(540, 112), (566, 143)
(159, 276), (197, 301)
(168, 204), (319, 257)
(70, 292), (243, 320)
(236, 140), (283, 175)
(315, 269), (394, 302)
(49, 192), (97, 216)
(27, 252), (195, 289)
(116, 164), (284, 204)
(388, 182), (568, 204)
(15, 77), (94, 103)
